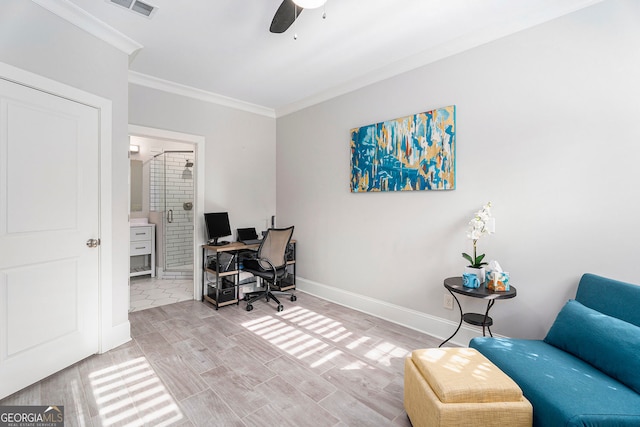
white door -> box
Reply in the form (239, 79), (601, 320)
(0, 78), (100, 398)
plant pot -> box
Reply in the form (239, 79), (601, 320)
(464, 266), (486, 284)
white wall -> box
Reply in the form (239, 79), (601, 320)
(128, 85), (277, 241)
(276, 0), (640, 342)
(0, 1), (131, 341)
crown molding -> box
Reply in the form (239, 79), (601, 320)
(128, 71), (276, 118)
(275, 0), (606, 117)
(31, 0), (143, 56)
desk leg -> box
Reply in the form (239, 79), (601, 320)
(201, 247), (206, 302)
(483, 299), (495, 337)
(438, 290), (463, 348)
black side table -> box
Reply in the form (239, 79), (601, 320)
(439, 276), (517, 347)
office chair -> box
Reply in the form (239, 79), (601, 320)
(242, 226), (296, 312)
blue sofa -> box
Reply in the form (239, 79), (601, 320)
(470, 274), (640, 427)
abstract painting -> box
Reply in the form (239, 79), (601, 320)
(350, 105), (456, 192)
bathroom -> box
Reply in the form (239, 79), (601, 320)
(129, 135), (196, 311)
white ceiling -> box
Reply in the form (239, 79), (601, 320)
(62, 0), (603, 116)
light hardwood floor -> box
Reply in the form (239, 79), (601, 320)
(1, 291), (443, 426)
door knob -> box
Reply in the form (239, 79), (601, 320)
(86, 238), (101, 248)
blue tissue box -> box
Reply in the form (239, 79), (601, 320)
(485, 270), (510, 291)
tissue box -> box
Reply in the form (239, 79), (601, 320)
(486, 270), (510, 291)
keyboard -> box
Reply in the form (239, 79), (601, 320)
(240, 239), (261, 245)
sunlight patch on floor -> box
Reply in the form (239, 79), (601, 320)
(365, 341), (410, 367)
(242, 310), (342, 367)
(89, 357), (184, 427)
(242, 305), (412, 373)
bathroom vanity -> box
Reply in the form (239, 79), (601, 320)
(130, 223), (156, 277)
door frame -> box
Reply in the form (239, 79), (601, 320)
(128, 124), (206, 300)
(0, 61), (116, 353)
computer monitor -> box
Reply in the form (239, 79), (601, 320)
(204, 212), (232, 245)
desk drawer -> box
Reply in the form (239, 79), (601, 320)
(130, 226), (152, 242)
(130, 241), (152, 256)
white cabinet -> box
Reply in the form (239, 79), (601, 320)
(130, 224), (156, 277)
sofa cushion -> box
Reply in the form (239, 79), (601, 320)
(544, 299), (640, 394)
(470, 337), (640, 427)
(576, 273), (640, 327)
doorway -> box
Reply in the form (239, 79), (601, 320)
(128, 125), (205, 311)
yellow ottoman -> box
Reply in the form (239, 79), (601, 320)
(404, 347), (532, 427)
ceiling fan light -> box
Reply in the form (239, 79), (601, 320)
(292, 0), (327, 9)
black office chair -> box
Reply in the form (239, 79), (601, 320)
(242, 226), (296, 312)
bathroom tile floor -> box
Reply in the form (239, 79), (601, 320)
(130, 276), (193, 312)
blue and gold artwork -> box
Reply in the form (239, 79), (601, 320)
(350, 105), (456, 192)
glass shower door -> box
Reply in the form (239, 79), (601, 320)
(151, 150), (195, 272)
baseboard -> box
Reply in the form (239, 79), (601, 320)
(101, 320), (131, 353)
(296, 277), (493, 347)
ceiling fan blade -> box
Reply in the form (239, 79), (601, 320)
(270, 0), (303, 33)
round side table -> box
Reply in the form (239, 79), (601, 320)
(439, 276), (517, 347)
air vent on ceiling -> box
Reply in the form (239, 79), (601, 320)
(107, 0), (157, 18)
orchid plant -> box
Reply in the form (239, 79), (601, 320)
(462, 202), (494, 268)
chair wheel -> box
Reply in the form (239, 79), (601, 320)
(246, 304), (253, 312)
(277, 305), (284, 312)
(290, 295), (297, 302)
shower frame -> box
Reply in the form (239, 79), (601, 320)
(150, 150), (195, 274)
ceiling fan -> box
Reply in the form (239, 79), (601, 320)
(270, 0), (327, 34)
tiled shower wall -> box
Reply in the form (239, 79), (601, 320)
(150, 151), (194, 272)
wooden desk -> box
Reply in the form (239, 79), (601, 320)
(201, 240), (296, 309)
(202, 241), (260, 252)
